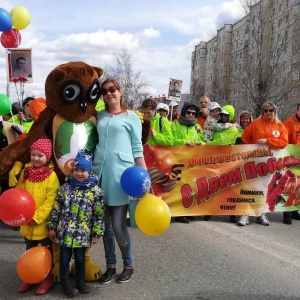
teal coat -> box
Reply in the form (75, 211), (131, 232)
(92, 110), (143, 206)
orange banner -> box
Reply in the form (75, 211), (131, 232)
(143, 144), (300, 217)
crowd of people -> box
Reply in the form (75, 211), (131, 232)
(0, 84), (299, 297)
(140, 95), (300, 226)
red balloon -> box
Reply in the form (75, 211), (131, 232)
(17, 246), (52, 284)
(0, 188), (35, 226)
(0, 28), (21, 48)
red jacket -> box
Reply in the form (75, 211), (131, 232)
(284, 114), (300, 145)
(241, 116), (288, 150)
(197, 112), (208, 129)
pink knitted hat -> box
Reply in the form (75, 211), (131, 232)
(30, 138), (52, 159)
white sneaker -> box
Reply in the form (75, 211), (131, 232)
(256, 213), (270, 226)
(238, 215), (249, 226)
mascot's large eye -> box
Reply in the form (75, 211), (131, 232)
(60, 81), (83, 103)
(87, 79), (101, 103)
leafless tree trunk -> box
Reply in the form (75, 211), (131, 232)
(190, 76), (205, 104)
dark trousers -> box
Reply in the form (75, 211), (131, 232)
(24, 237), (53, 260)
(60, 246), (86, 279)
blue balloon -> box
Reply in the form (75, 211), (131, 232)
(0, 8), (12, 32)
(121, 166), (151, 197)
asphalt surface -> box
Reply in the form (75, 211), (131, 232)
(1, 213), (300, 300)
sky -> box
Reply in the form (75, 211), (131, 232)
(0, 0), (245, 104)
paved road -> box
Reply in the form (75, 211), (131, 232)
(1, 213), (300, 300)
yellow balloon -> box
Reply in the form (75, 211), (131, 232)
(10, 6), (30, 30)
(135, 193), (171, 236)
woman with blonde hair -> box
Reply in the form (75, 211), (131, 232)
(241, 101), (287, 149)
(238, 101), (288, 226)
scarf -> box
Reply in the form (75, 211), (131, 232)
(68, 173), (97, 189)
(23, 165), (53, 182)
(178, 116), (197, 127)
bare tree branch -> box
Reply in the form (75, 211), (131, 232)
(102, 47), (151, 108)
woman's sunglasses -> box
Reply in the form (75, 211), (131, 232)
(186, 111), (196, 116)
(263, 109), (275, 113)
(102, 86), (117, 96)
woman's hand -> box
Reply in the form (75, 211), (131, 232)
(185, 141), (194, 146)
(27, 219), (37, 226)
(92, 237), (99, 244)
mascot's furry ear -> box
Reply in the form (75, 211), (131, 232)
(93, 67), (104, 78)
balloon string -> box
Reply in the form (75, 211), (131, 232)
(14, 82), (20, 106)
(12, 30), (20, 45)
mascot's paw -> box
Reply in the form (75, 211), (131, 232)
(52, 263), (63, 283)
(70, 261), (102, 281)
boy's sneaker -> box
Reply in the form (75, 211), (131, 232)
(118, 268), (133, 283)
(256, 213), (270, 226)
(238, 215), (249, 226)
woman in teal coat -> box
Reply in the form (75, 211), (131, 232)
(92, 79), (147, 284)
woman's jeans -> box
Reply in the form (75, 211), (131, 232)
(60, 245), (86, 279)
(103, 205), (133, 268)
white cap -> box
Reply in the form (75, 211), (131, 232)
(220, 109), (229, 115)
(156, 103), (169, 113)
(208, 102), (221, 111)
(169, 100), (179, 107)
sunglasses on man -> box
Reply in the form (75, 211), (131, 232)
(186, 111), (196, 116)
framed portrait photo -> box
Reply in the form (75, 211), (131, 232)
(7, 48), (33, 83)
(168, 78), (182, 101)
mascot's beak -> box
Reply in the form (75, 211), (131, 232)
(79, 97), (87, 113)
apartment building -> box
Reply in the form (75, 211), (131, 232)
(191, 0), (300, 119)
